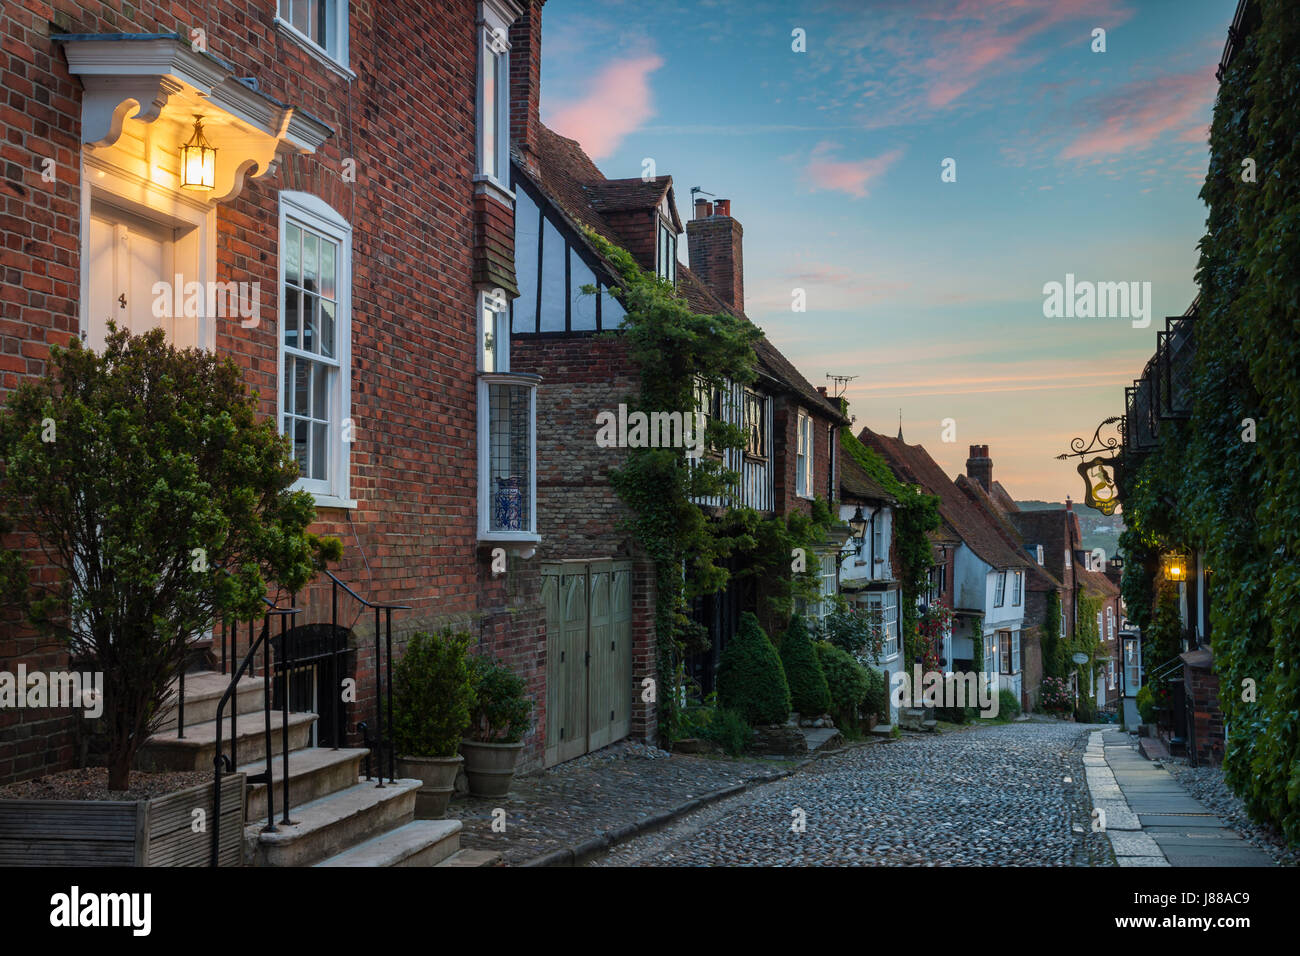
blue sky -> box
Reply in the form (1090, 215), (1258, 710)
(538, 0), (1235, 500)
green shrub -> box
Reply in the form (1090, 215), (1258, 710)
(701, 708), (752, 755)
(467, 656), (532, 743)
(717, 612), (791, 725)
(780, 614), (830, 716)
(814, 641), (870, 727)
(1136, 684), (1157, 724)
(1075, 701), (1096, 724)
(393, 629), (476, 758)
(861, 665), (888, 722)
(998, 689), (1022, 720)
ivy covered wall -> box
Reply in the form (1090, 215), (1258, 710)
(1118, 1), (1300, 842)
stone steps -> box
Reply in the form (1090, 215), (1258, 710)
(870, 724), (895, 738)
(314, 819), (461, 867)
(247, 777), (421, 867)
(437, 848), (504, 867)
(137, 709), (317, 771)
(156, 671), (266, 732)
(245, 747), (369, 821)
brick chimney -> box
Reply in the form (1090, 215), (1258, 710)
(686, 197), (744, 312)
(509, 0), (545, 177)
(966, 444), (992, 492)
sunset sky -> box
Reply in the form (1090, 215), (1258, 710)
(538, 0), (1233, 501)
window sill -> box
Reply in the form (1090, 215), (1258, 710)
(310, 493), (358, 510)
(274, 17), (357, 80)
(474, 175), (515, 207)
(479, 531), (541, 544)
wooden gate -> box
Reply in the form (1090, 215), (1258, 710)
(542, 560), (633, 767)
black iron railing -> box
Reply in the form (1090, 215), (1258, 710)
(205, 573), (406, 865)
(210, 603), (300, 866)
(319, 570), (409, 787)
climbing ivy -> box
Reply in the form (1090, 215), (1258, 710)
(1042, 590), (1062, 679)
(581, 230), (832, 741)
(1117, 2), (1300, 842)
(837, 425), (941, 662)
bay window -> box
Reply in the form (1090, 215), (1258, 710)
(279, 193), (352, 505)
(478, 372), (539, 541)
(866, 590), (900, 660)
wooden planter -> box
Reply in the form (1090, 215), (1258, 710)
(0, 773), (245, 866)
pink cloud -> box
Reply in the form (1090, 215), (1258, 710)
(1060, 71), (1217, 160)
(804, 142), (903, 198)
(546, 55), (664, 159)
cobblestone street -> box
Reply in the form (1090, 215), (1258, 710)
(592, 721), (1113, 866)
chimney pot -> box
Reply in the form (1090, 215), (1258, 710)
(694, 198), (709, 220)
(817, 386), (827, 397)
(704, 200), (714, 217)
(966, 443), (992, 493)
(715, 198), (731, 217)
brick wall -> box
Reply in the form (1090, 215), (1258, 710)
(772, 394), (837, 517)
(1185, 661), (1224, 766)
(0, 0), (547, 782)
(684, 214), (743, 312)
(512, 333), (660, 746)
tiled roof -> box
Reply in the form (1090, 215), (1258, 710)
(583, 178), (681, 230)
(956, 476), (1060, 592)
(522, 125), (845, 423)
(859, 429), (1031, 571)
(1006, 509), (1081, 583)
(989, 481), (1020, 514)
(840, 452), (895, 503)
(1076, 561), (1121, 599)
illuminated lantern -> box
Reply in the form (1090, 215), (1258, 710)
(180, 116), (216, 190)
(1161, 551), (1188, 582)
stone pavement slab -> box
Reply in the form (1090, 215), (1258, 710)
(1098, 730), (1275, 868)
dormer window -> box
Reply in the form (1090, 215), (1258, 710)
(477, 1), (512, 191)
(796, 410), (814, 498)
(1036, 544), (1044, 565)
(657, 219), (677, 283)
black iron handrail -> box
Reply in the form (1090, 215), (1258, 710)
(210, 604), (299, 867)
(319, 569), (409, 787)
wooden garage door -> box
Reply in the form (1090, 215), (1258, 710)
(543, 561), (632, 767)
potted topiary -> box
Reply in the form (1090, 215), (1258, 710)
(460, 656), (532, 797)
(393, 629), (476, 818)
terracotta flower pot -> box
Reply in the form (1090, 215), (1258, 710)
(459, 740), (524, 797)
(397, 754), (463, 818)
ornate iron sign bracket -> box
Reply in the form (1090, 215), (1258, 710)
(1057, 416), (1122, 515)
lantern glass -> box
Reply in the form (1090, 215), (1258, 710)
(1161, 551), (1188, 582)
(848, 506), (867, 540)
(180, 117), (216, 191)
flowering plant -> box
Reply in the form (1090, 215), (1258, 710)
(1039, 675), (1073, 712)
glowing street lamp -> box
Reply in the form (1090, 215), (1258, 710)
(1161, 551), (1188, 582)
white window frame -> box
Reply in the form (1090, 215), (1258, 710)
(275, 0), (352, 75)
(1035, 544), (1044, 565)
(994, 570), (1006, 607)
(477, 371), (540, 543)
(1012, 571), (1023, 607)
(478, 289), (510, 373)
(866, 590), (900, 660)
(796, 410), (814, 498)
(657, 219), (677, 283)
(277, 192), (353, 508)
(476, 1), (513, 195)
(1106, 606), (1115, 641)
(998, 629), (1019, 676)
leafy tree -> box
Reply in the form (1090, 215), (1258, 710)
(779, 614), (830, 716)
(716, 612), (791, 725)
(0, 326), (337, 790)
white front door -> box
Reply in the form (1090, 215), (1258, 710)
(87, 204), (175, 351)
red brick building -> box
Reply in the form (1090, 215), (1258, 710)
(0, 0), (549, 783)
(504, 2), (845, 741)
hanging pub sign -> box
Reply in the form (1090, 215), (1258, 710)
(1057, 416), (1122, 515)
(1077, 456), (1119, 515)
